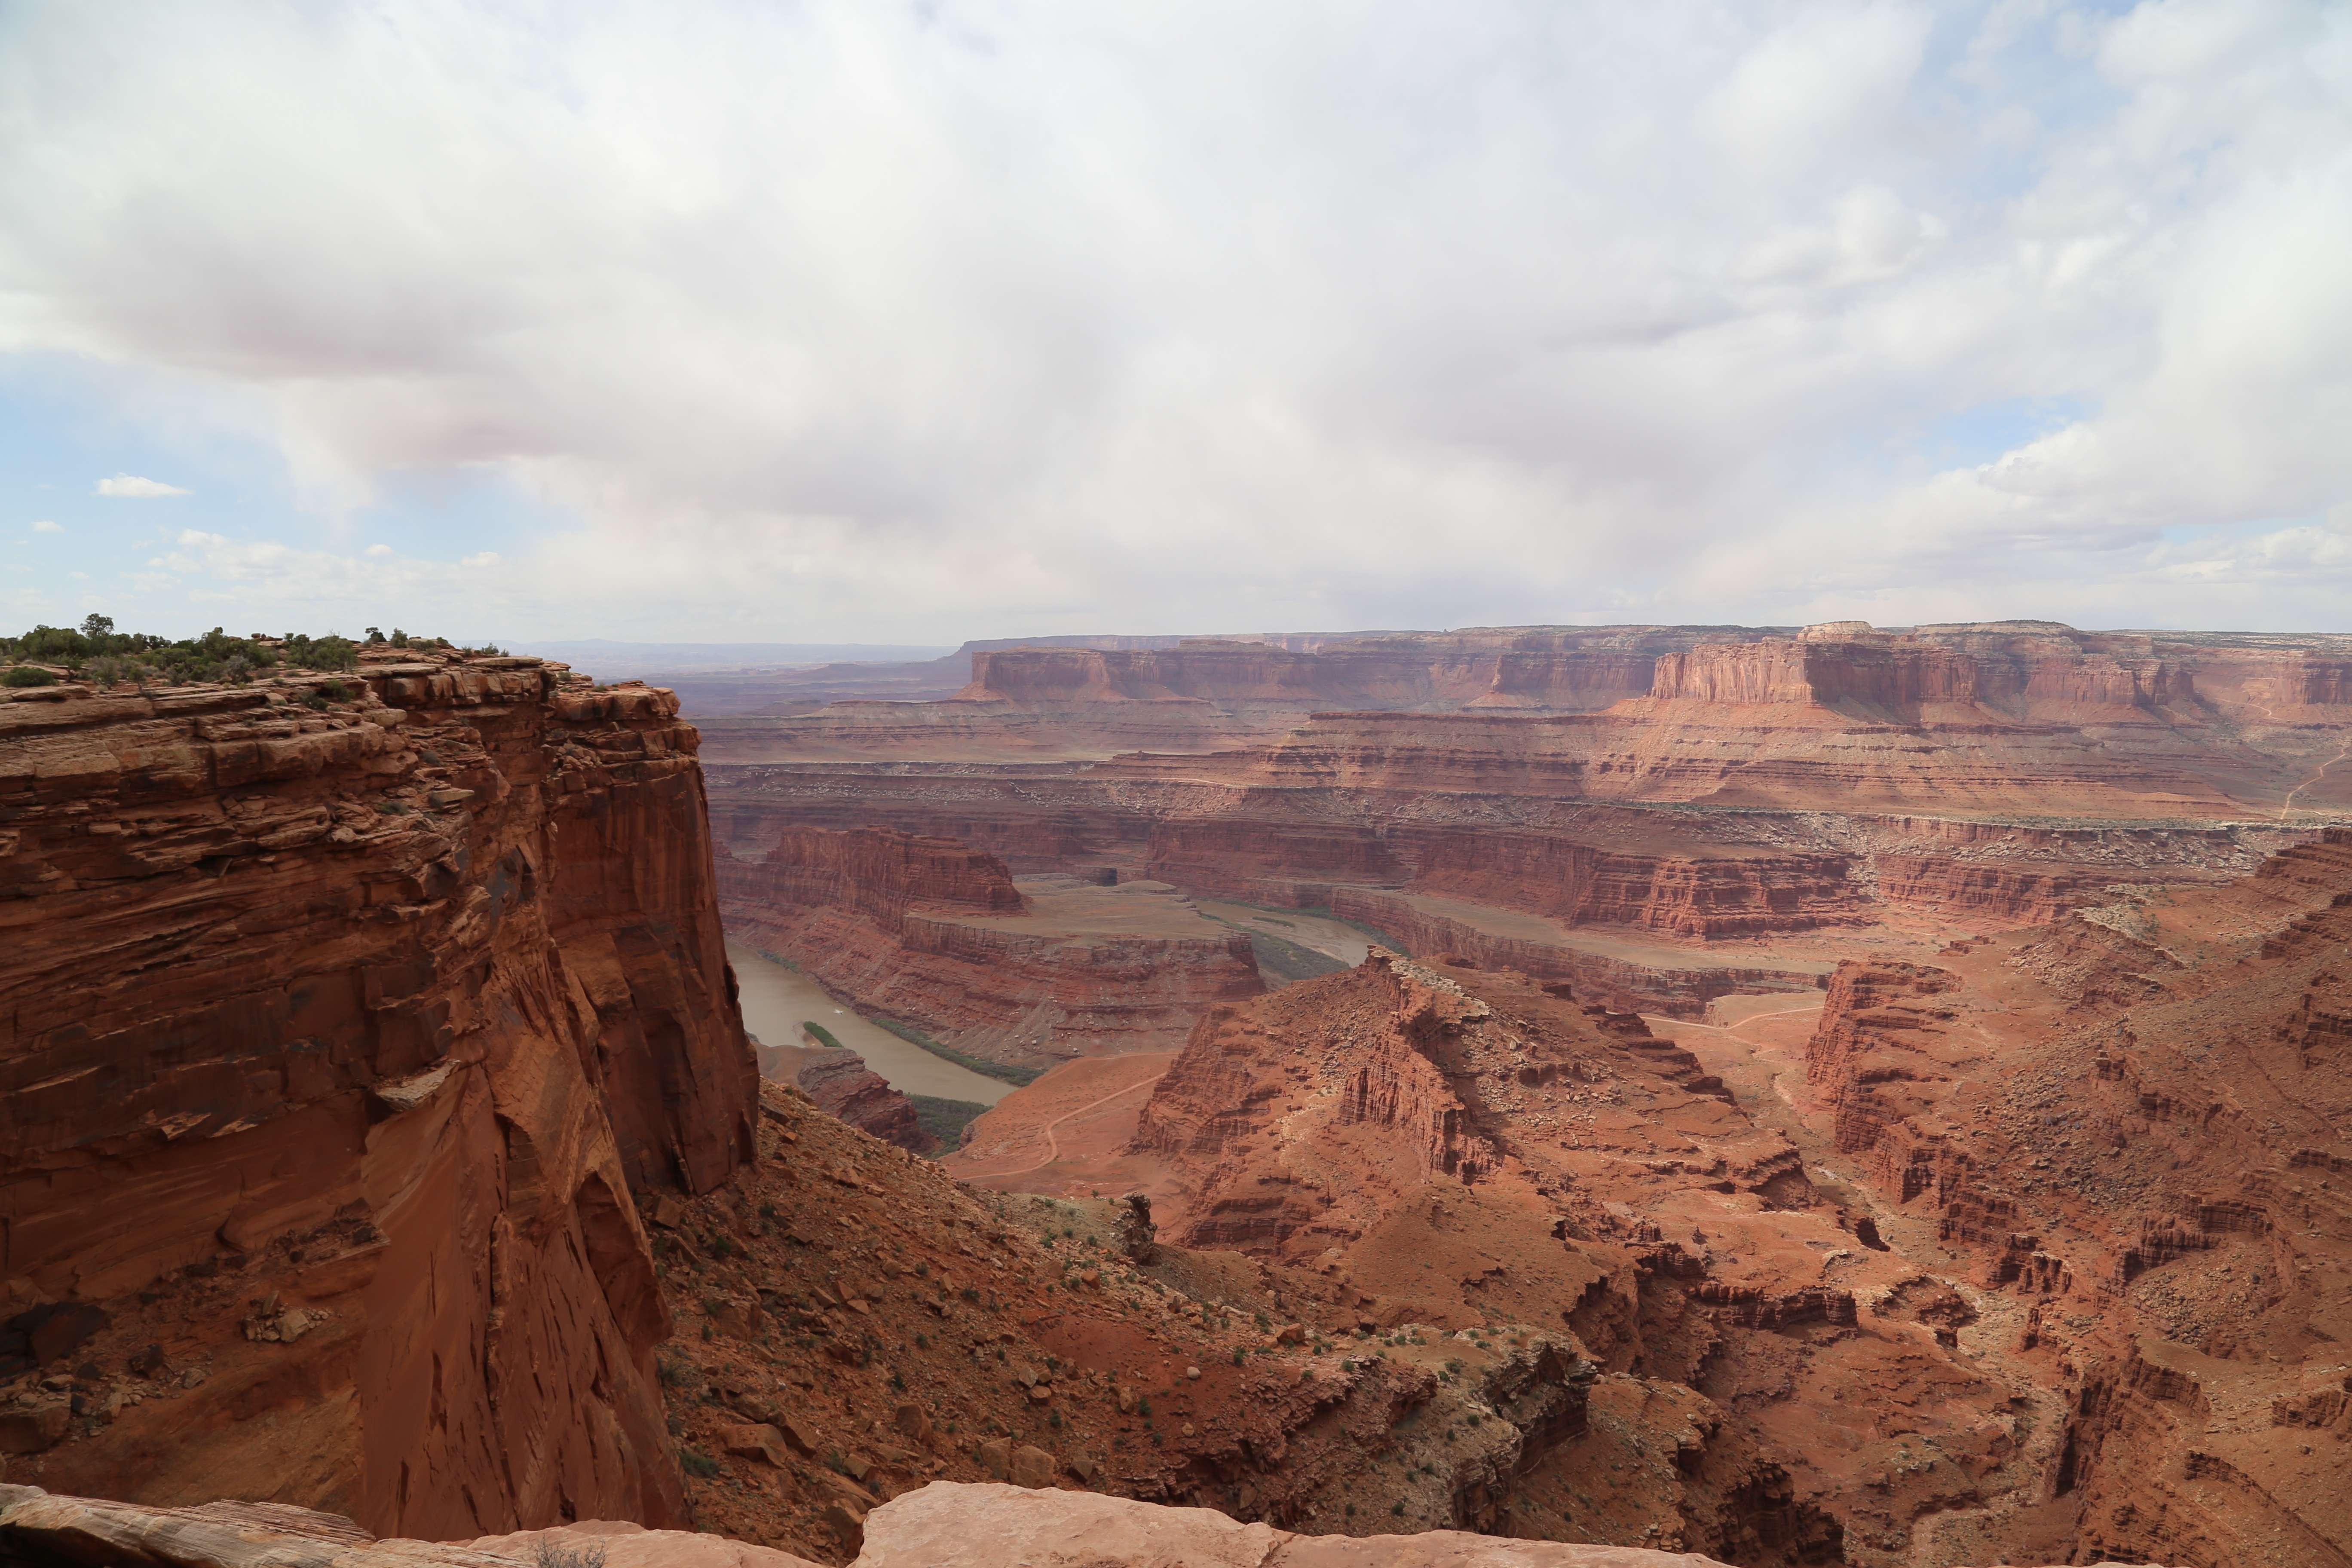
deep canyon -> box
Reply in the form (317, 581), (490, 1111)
(5, 619), (2351, 1568)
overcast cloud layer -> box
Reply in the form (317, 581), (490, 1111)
(3, 0), (2349, 641)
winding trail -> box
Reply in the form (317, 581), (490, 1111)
(962, 1073), (1165, 1179)
(1657, 1000), (1825, 1036)
(2251, 695), (2352, 822)
(2280, 730), (2352, 820)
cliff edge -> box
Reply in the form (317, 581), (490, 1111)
(0, 658), (758, 1537)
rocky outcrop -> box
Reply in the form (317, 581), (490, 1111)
(1132, 952), (1504, 1237)
(718, 829), (1262, 1064)
(1127, 952), (1805, 1272)
(1804, 960), (1965, 1165)
(782, 1047), (937, 1155)
(0, 658), (756, 1536)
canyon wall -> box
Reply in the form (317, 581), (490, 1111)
(1650, 633), (2200, 721)
(0, 659), (756, 1537)
(1321, 889), (1828, 1019)
(956, 634), (1705, 716)
(715, 825), (1026, 934)
(694, 622), (2352, 987)
(717, 827), (1262, 1064)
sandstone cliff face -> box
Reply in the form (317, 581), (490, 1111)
(717, 828), (1262, 1064)
(0, 661), (756, 1536)
(717, 825), (1026, 934)
(956, 637), (1687, 718)
(1397, 833), (1863, 940)
(1649, 634), (2201, 723)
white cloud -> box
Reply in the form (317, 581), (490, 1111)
(0, 0), (2346, 637)
(122, 530), (522, 632)
(364, 542), (392, 556)
(94, 474), (191, 498)
(30, 519), (61, 532)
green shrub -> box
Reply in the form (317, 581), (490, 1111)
(802, 1020), (844, 1050)
(909, 1094), (987, 1148)
(873, 1017), (1042, 1085)
(1, 666), (59, 687)
(679, 1446), (718, 1478)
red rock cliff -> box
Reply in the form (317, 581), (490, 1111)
(0, 659), (756, 1537)
(717, 824), (1026, 933)
(1651, 633), (2199, 721)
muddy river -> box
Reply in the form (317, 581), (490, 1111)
(726, 941), (1012, 1106)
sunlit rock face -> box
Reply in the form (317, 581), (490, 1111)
(0, 658), (756, 1537)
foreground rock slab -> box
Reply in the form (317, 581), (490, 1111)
(0, 1482), (2160, 1568)
(852, 1482), (1732, 1566)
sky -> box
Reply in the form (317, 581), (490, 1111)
(2, 0), (2348, 645)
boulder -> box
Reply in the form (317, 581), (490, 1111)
(1006, 1445), (1056, 1490)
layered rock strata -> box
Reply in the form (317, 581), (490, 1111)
(1786, 831), (2352, 1565)
(717, 827), (1262, 1065)
(0, 659), (756, 1536)
(1320, 888), (1828, 1020)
